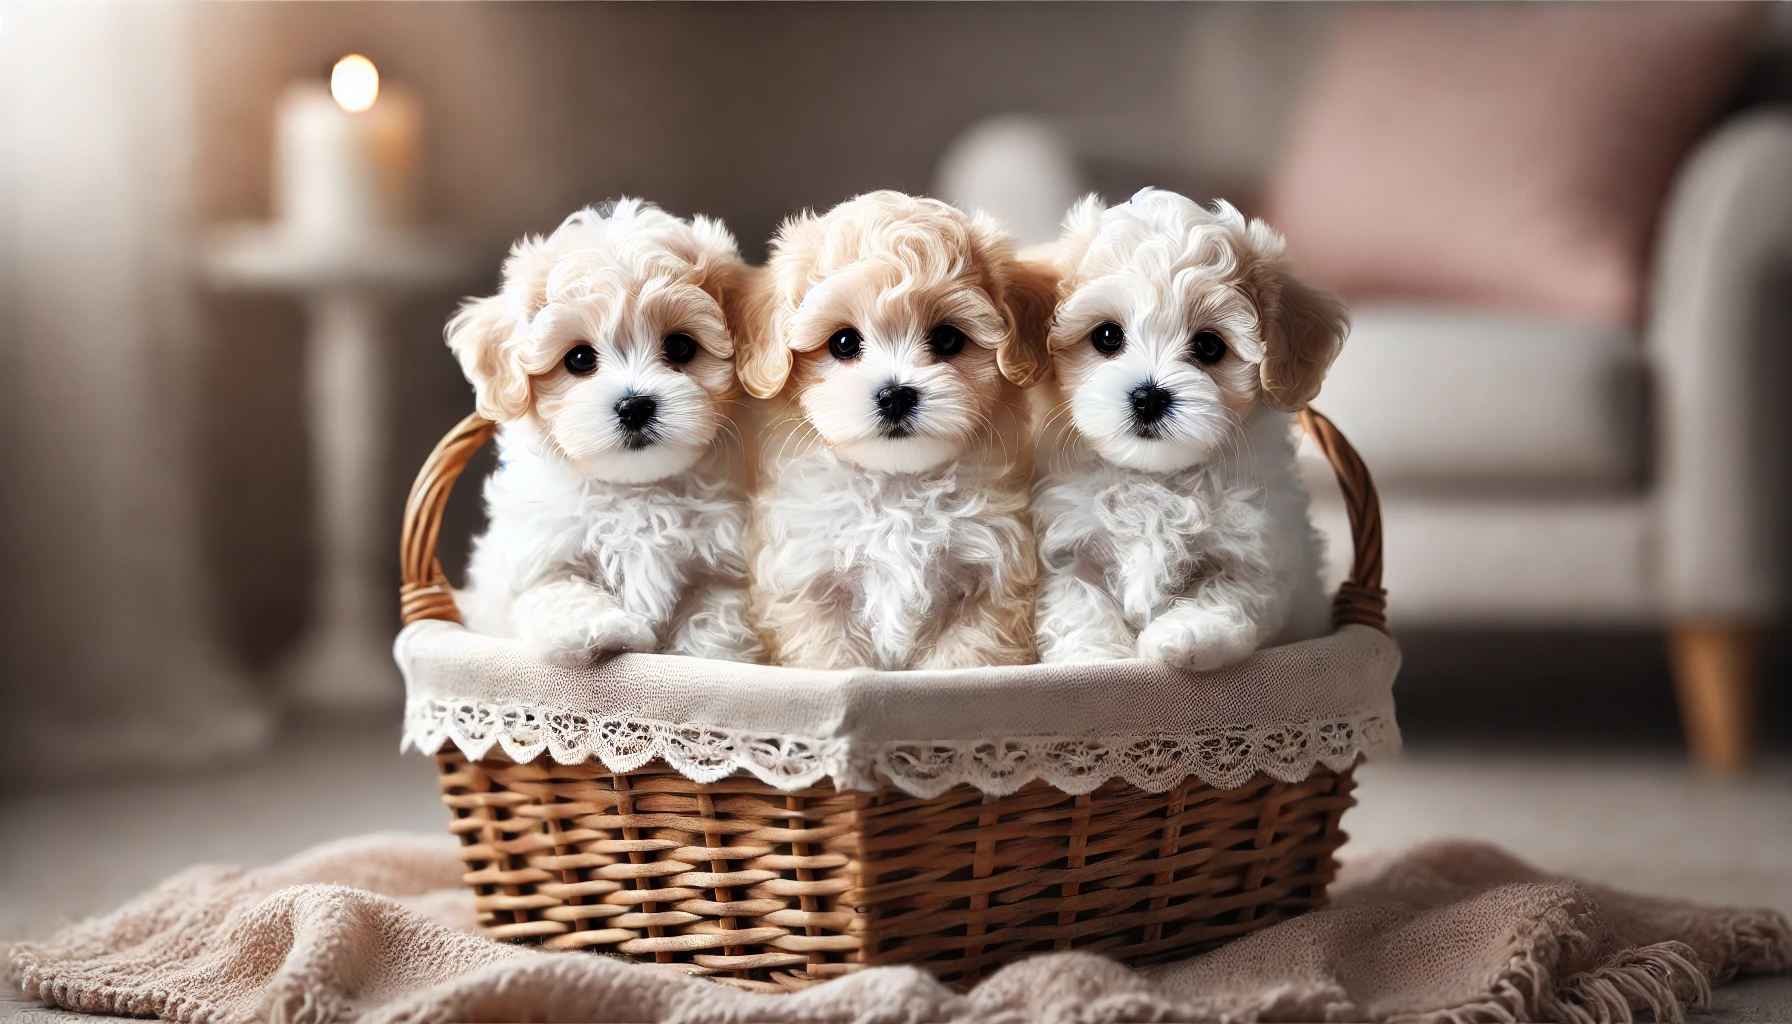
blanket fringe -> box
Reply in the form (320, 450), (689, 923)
(1540, 941), (1708, 1024)
(1721, 909), (1792, 980)
(1393, 912), (1713, 1024)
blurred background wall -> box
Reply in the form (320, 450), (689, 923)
(2, 1), (1788, 784)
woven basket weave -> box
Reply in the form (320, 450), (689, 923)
(399, 408), (1388, 991)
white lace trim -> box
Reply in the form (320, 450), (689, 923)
(402, 696), (1400, 798)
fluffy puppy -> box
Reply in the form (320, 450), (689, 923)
(738, 191), (1055, 670)
(1032, 188), (1349, 670)
(446, 199), (762, 665)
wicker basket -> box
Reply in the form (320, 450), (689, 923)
(398, 408), (1390, 991)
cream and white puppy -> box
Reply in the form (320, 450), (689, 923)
(738, 191), (1054, 670)
(1032, 189), (1348, 670)
(446, 200), (762, 665)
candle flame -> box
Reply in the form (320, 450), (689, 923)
(331, 55), (379, 113)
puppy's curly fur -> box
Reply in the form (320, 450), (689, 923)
(445, 199), (763, 665)
(1032, 189), (1349, 669)
(738, 191), (1055, 669)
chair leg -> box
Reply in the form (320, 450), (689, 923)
(1668, 623), (1757, 776)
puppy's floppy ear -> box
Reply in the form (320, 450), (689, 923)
(1056, 193), (1108, 264)
(730, 264), (789, 400)
(1259, 273), (1348, 412)
(445, 293), (532, 422)
(996, 254), (1059, 388)
(738, 211), (823, 399)
(713, 262), (772, 372)
(685, 215), (749, 359)
(964, 211), (1058, 389)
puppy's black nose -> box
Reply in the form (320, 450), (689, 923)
(1130, 383), (1174, 425)
(615, 394), (658, 431)
(875, 384), (920, 424)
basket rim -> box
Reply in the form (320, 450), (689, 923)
(398, 620), (1401, 799)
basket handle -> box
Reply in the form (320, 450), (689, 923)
(400, 413), (496, 626)
(398, 409), (1388, 632)
(1299, 407), (1387, 632)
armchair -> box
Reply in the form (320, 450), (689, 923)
(1313, 111), (1792, 773)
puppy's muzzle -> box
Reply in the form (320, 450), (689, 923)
(875, 383), (920, 436)
(1130, 383), (1173, 436)
(615, 394), (658, 449)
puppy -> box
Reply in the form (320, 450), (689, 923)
(1032, 189), (1348, 670)
(737, 191), (1055, 670)
(445, 199), (762, 665)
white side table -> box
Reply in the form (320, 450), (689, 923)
(201, 225), (481, 713)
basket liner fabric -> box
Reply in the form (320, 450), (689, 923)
(396, 621), (1400, 797)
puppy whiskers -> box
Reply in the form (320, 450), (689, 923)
(966, 408), (1012, 467)
(1036, 400), (1078, 477)
(764, 414), (814, 468)
(792, 422), (826, 463)
(710, 411), (747, 480)
(771, 417), (826, 468)
(987, 395), (1031, 467)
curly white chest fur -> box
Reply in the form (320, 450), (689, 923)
(461, 428), (758, 661)
(1033, 408), (1329, 667)
(753, 450), (1031, 669)
(1036, 461), (1268, 627)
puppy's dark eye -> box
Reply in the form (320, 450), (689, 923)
(663, 332), (698, 365)
(1091, 321), (1125, 356)
(827, 328), (863, 361)
(927, 324), (966, 359)
(1191, 330), (1227, 365)
(563, 344), (598, 376)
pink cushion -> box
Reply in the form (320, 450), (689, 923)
(1265, 3), (1761, 327)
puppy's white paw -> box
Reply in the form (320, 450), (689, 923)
(1136, 612), (1255, 672)
(515, 582), (659, 666)
(519, 618), (599, 667)
(589, 608), (659, 653)
(521, 610), (657, 666)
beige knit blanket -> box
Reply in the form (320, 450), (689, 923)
(8, 834), (1787, 1024)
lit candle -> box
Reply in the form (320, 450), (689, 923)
(275, 54), (420, 238)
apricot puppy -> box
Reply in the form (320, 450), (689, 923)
(738, 191), (1054, 669)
